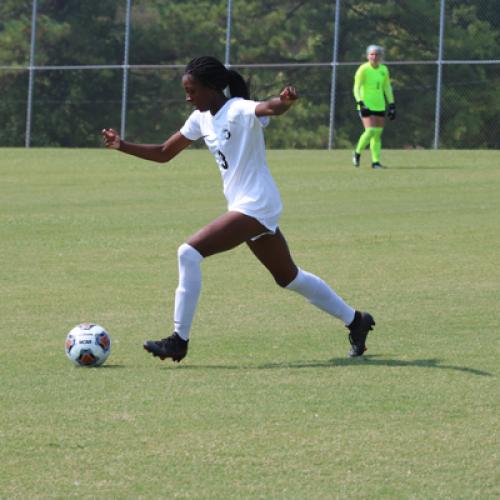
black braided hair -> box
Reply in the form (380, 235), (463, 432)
(184, 56), (249, 99)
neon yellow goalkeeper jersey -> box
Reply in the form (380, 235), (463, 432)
(353, 62), (394, 111)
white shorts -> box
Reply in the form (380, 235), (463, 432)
(250, 228), (278, 241)
(231, 209), (280, 241)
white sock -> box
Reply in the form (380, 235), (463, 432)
(286, 268), (355, 325)
(173, 243), (203, 340)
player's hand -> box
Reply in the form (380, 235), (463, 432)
(280, 85), (299, 104)
(101, 128), (121, 149)
(387, 103), (396, 120)
(357, 100), (370, 117)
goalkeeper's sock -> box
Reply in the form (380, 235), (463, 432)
(370, 127), (384, 163)
(286, 268), (355, 325)
(355, 128), (376, 154)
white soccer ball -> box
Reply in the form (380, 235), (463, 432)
(65, 323), (111, 367)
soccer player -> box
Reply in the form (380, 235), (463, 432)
(102, 56), (375, 362)
(352, 45), (396, 169)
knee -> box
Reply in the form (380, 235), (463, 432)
(275, 276), (290, 288)
(273, 268), (298, 288)
(178, 243), (203, 265)
(365, 127), (377, 138)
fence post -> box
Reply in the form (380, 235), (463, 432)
(434, 0), (446, 149)
(25, 0), (38, 148)
(225, 0), (233, 66)
(120, 0), (132, 140)
(328, 0), (341, 150)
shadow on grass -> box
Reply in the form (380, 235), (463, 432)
(176, 356), (493, 377)
(326, 356), (493, 376)
(386, 165), (469, 170)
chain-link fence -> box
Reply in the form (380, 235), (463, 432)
(1, 0), (498, 149)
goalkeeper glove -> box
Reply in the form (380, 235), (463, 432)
(387, 103), (396, 120)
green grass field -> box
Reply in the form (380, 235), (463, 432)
(1, 148), (498, 499)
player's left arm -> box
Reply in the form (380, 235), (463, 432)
(384, 67), (396, 120)
(255, 86), (298, 116)
(384, 68), (395, 104)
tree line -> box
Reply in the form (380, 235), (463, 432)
(0, 0), (498, 148)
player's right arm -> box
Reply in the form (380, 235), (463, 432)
(353, 65), (365, 105)
(353, 65), (369, 115)
(101, 129), (192, 163)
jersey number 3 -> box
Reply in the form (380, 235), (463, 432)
(216, 150), (229, 170)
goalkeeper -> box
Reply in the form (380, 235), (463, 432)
(352, 45), (396, 169)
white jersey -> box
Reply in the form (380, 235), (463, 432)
(179, 98), (282, 231)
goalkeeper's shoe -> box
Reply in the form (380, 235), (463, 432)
(352, 151), (361, 167)
(143, 332), (188, 362)
(347, 311), (375, 357)
(372, 162), (384, 169)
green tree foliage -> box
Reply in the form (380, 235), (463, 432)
(0, 0), (125, 146)
(125, 0), (228, 144)
(0, 1), (31, 146)
(0, 0), (498, 147)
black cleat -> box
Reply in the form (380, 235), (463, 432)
(371, 162), (383, 169)
(143, 332), (188, 362)
(347, 311), (375, 357)
(352, 151), (361, 167)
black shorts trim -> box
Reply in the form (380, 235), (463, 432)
(358, 109), (386, 118)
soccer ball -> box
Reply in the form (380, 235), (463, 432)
(65, 323), (111, 367)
